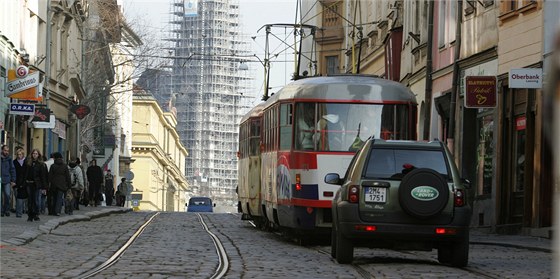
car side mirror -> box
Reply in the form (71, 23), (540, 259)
(325, 173), (342, 185)
(461, 178), (471, 189)
(213, 203), (216, 207)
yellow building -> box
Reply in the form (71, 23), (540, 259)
(130, 90), (189, 211)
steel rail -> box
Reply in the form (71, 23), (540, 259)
(198, 213), (230, 279)
(77, 212), (160, 279)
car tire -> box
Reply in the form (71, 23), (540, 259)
(335, 228), (353, 264)
(398, 168), (449, 218)
(438, 234), (469, 267)
(330, 226), (337, 259)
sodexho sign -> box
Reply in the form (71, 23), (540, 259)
(508, 68), (542, 89)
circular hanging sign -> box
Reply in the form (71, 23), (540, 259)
(16, 65), (29, 78)
(69, 104), (91, 119)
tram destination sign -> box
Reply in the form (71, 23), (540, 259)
(465, 76), (497, 108)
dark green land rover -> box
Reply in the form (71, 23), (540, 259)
(327, 139), (472, 267)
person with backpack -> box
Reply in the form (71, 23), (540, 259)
(68, 157), (84, 211)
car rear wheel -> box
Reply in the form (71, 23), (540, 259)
(330, 226), (337, 258)
(398, 168), (450, 218)
(438, 234), (469, 267)
(335, 229), (353, 264)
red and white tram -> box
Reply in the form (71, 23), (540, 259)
(238, 75), (418, 236)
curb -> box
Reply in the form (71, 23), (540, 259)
(469, 241), (552, 253)
(0, 208), (132, 246)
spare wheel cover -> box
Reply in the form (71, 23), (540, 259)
(398, 168), (449, 218)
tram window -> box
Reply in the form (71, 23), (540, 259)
(279, 103), (293, 150)
(295, 103), (316, 150)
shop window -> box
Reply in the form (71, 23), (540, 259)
(514, 115), (526, 192)
(476, 114), (494, 195)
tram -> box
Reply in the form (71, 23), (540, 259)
(237, 75), (418, 237)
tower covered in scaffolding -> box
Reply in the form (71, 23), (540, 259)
(169, 0), (252, 206)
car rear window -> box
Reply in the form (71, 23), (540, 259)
(364, 148), (450, 180)
(190, 198), (212, 206)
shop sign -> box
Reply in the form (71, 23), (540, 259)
(30, 108), (55, 129)
(509, 68), (542, 89)
(53, 119), (66, 139)
(5, 66), (41, 100)
(9, 103), (35, 115)
(516, 116), (526, 131)
(465, 76), (497, 108)
(69, 104), (91, 119)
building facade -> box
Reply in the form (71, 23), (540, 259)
(0, 1), (88, 161)
(131, 90), (189, 211)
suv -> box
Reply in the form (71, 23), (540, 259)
(327, 139), (472, 267)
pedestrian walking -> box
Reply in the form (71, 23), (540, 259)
(13, 148), (28, 218)
(86, 159), (103, 207)
(24, 149), (48, 222)
(1, 145), (16, 217)
(104, 170), (114, 206)
(116, 178), (130, 207)
(68, 157), (84, 211)
(45, 153), (55, 215)
(48, 152), (71, 216)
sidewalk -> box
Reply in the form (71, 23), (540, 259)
(0, 208), (553, 253)
(469, 228), (552, 253)
(0, 205), (131, 246)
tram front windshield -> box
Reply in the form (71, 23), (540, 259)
(295, 102), (412, 152)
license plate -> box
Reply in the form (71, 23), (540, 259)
(364, 187), (386, 203)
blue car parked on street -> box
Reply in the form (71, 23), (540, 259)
(186, 197), (215, 212)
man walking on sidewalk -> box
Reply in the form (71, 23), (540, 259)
(1, 145), (16, 217)
(87, 159), (103, 207)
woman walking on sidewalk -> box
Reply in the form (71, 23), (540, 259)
(24, 149), (48, 222)
(13, 148), (28, 218)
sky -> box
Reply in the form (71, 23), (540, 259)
(121, 0), (299, 104)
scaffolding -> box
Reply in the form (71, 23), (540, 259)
(168, 0), (252, 207)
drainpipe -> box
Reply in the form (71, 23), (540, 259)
(44, 0), (52, 154)
(448, 0), (463, 152)
(423, 1), (434, 141)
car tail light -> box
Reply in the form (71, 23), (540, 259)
(355, 225), (376, 231)
(454, 189), (465, 207)
(348, 185), (359, 203)
(295, 174), (302, 191)
(435, 228), (457, 235)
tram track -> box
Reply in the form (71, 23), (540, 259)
(197, 213), (230, 279)
(77, 212), (161, 279)
(77, 212), (230, 279)
(312, 245), (504, 279)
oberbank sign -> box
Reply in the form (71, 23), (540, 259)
(508, 68), (542, 89)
